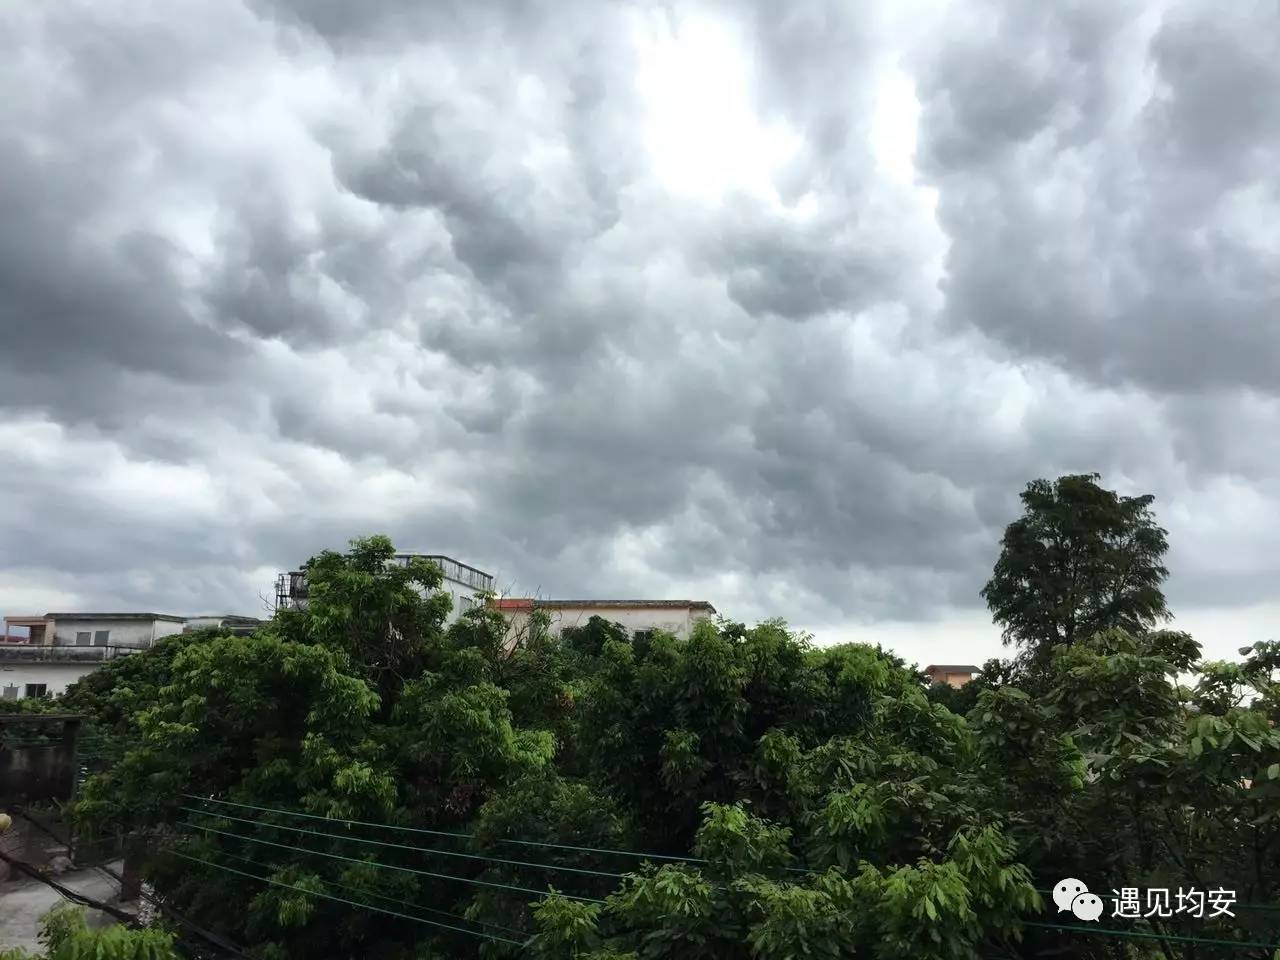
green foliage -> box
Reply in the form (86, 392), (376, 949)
(981, 473), (1171, 669)
(55, 497), (1280, 960)
(0, 907), (179, 960)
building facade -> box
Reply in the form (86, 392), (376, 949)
(1, 613), (188, 699)
(1, 612), (263, 699)
(493, 599), (717, 648)
(922, 663), (981, 688)
(274, 553), (495, 625)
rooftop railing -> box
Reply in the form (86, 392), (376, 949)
(276, 554), (494, 610)
(0, 642), (150, 663)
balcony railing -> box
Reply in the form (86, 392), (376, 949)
(411, 555), (495, 592)
(0, 643), (151, 663)
(276, 554), (494, 610)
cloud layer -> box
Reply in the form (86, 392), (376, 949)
(2, 0), (1276, 661)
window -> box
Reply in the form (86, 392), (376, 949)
(93, 630), (110, 646)
(2, 684), (18, 700)
(634, 629), (654, 642)
(76, 631), (91, 646)
(25, 683), (48, 699)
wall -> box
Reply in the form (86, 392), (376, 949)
(50, 619), (156, 647)
(183, 617), (225, 630)
(0, 719), (81, 807)
(501, 605), (713, 646)
(439, 577), (487, 625)
(0, 662), (98, 698)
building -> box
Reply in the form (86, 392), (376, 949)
(492, 599), (717, 646)
(1, 612), (264, 700)
(923, 663), (981, 688)
(1, 613), (187, 699)
(274, 553), (495, 625)
(183, 615), (264, 636)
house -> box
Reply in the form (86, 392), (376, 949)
(274, 553), (495, 625)
(923, 663), (981, 688)
(493, 599), (717, 647)
(1, 612), (265, 700)
(1, 613), (188, 699)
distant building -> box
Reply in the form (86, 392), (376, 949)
(923, 663), (981, 688)
(1, 613), (187, 699)
(1, 612), (264, 700)
(493, 599), (717, 647)
(275, 553), (495, 625)
(183, 615), (264, 636)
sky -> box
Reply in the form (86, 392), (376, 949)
(1, 0), (1277, 669)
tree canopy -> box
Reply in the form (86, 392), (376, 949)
(0, 478), (1270, 960)
(981, 473), (1171, 670)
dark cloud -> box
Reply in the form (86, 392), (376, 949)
(1, 0), (1276, 651)
(916, 0), (1280, 395)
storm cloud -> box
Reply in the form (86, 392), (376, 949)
(2, 0), (1276, 663)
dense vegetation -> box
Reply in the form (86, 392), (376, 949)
(0, 905), (179, 960)
(8, 475), (1279, 959)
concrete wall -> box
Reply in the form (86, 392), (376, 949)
(50, 619), (177, 647)
(184, 617), (221, 630)
(0, 662), (98, 698)
(440, 578), (486, 625)
(503, 606), (713, 644)
(0, 719), (81, 806)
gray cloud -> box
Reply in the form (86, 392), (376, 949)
(1, 0), (1277, 648)
(916, 0), (1280, 395)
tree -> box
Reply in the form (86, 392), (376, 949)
(0, 905), (179, 960)
(59, 523), (1280, 959)
(981, 473), (1171, 669)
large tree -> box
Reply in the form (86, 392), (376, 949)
(981, 473), (1171, 669)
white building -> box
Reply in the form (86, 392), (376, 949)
(493, 599), (718, 648)
(274, 554), (495, 625)
(0, 613), (188, 699)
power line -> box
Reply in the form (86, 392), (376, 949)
(167, 850), (527, 947)
(14, 809), (253, 960)
(180, 820), (606, 904)
(188, 840), (531, 939)
(181, 794), (709, 866)
(180, 805), (628, 881)
(1024, 920), (1280, 951)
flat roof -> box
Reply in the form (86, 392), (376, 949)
(45, 613), (188, 622)
(924, 664), (981, 673)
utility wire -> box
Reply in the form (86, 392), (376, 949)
(181, 793), (813, 875)
(180, 820), (606, 904)
(183, 838), (531, 939)
(1023, 920), (1280, 951)
(180, 805), (629, 881)
(14, 809), (253, 960)
(182, 794), (709, 865)
(167, 850), (528, 947)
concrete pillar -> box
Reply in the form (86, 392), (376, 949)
(120, 837), (147, 902)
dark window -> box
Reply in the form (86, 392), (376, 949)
(634, 629), (654, 642)
(75, 631), (91, 646)
(25, 683), (48, 698)
(93, 630), (110, 646)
